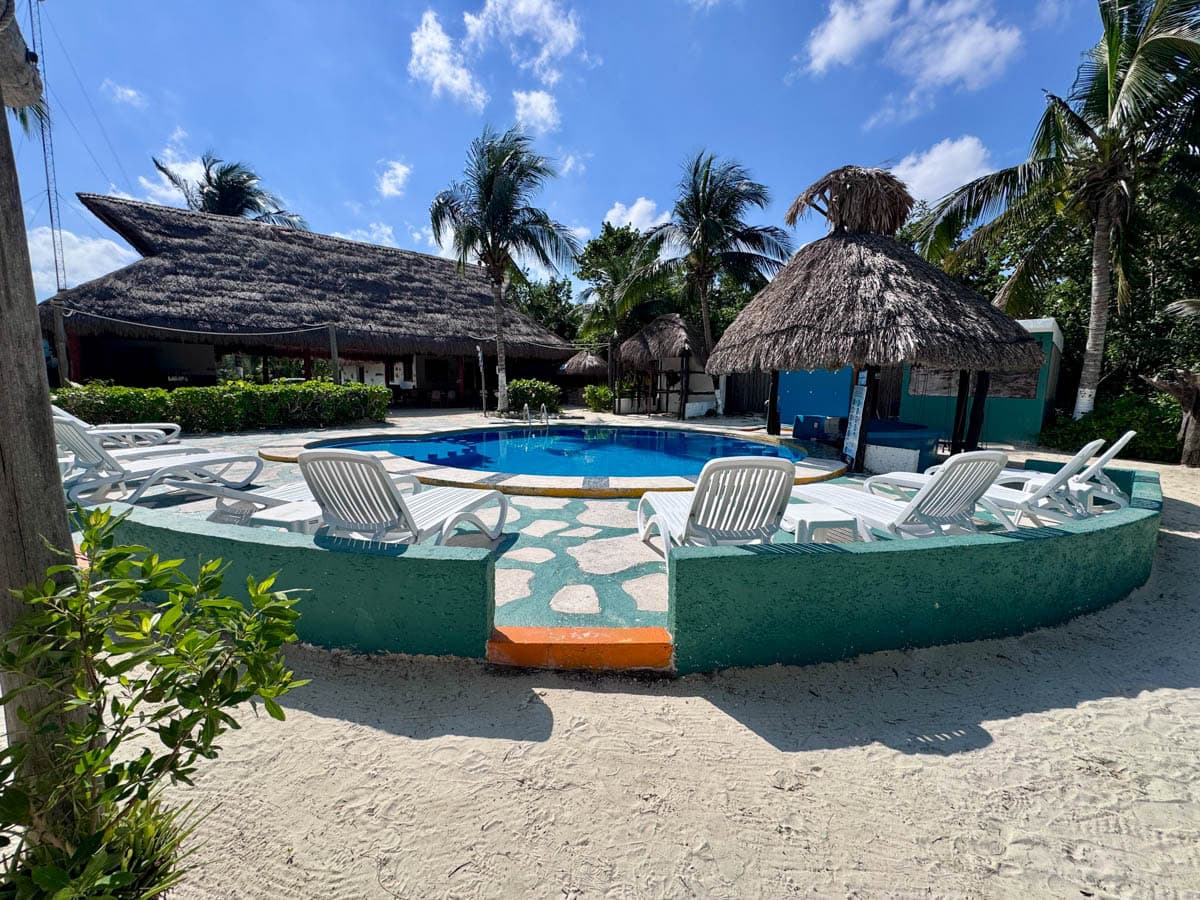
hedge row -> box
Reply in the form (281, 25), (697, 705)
(1040, 391), (1181, 463)
(54, 381), (391, 433)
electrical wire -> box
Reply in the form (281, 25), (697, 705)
(58, 307), (335, 337)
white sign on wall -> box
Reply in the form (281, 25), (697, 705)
(843, 380), (867, 463)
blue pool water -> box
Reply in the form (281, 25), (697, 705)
(329, 426), (809, 478)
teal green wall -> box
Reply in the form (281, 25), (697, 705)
(668, 469), (1161, 674)
(111, 505), (494, 658)
(899, 330), (1056, 444)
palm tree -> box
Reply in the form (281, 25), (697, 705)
(152, 153), (307, 228)
(626, 152), (793, 355)
(917, 0), (1200, 419)
(576, 223), (663, 343)
(431, 126), (579, 413)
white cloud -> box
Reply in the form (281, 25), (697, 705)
(409, 10), (489, 110)
(604, 197), (670, 231)
(687, 0), (724, 9)
(29, 227), (138, 299)
(377, 160), (413, 198)
(799, 1), (1021, 126)
(891, 135), (994, 202)
(513, 89), (560, 135)
(100, 78), (146, 108)
(806, 0), (900, 74)
(463, 0), (581, 86)
(332, 223), (400, 247)
(569, 225), (592, 241)
(408, 222), (460, 260)
(1033, 0), (1072, 28)
(137, 127), (203, 205)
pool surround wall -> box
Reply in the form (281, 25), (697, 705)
(104, 465), (1161, 673)
(669, 466), (1161, 674)
(110, 504), (495, 659)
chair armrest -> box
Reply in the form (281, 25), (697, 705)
(863, 472), (926, 497)
(391, 474), (422, 493)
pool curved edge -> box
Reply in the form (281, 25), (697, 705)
(260, 422), (848, 497)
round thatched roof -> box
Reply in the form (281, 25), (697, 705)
(559, 350), (607, 378)
(619, 314), (707, 371)
(708, 167), (1043, 375)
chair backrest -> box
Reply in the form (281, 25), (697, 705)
(298, 449), (415, 539)
(51, 404), (90, 428)
(684, 456), (795, 543)
(1026, 438), (1105, 502)
(1076, 430), (1136, 484)
(895, 451), (1008, 530)
(52, 417), (122, 475)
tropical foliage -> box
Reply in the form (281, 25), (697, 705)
(152, 152), (307, 228)
(623, 152), (793, 354)
(431, 127), (580, 413)
(506, 378), (562, 414)
(582, 384), (614, 412)
(575, 223), (666, 343)
(0, 508), (304, 895)
(916, 0), (1200, 419)
(509, 275), (580, 341)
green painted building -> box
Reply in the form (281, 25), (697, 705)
(899, 318), (1062, 445)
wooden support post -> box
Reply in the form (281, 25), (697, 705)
(613, 350), (622, 414)
(951, 369), (971, 454)
(766, 369), (781, 435)
(51, 298), (69, 384)
(261, 355), (269, 384)
(303, 351), (313, 381)
(965, 371), (991, 451)
(678, 352), (690, 421)
(328, 324), (340, 385)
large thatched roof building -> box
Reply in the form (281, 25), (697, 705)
(42, 194), (570, 394)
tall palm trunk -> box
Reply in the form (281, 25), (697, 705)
(697, 276), (714, 356)
(492, 278), (509, 413)
(1072, 209), (1113, 419)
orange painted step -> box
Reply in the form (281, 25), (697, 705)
(487, 626), (673, 672)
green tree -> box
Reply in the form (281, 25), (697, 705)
(917, 0), (1200, 419)
(575, 223), (666, 343)
(431, 127), (580, 413)
(153, 152), (307, 229)
(509, 275), (580, 341)
(626, 152), (793, 355)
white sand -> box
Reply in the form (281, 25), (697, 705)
(148, 455), (1200, 896)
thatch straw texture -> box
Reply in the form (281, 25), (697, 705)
(707, 231), (1044, 374)
(619, 314), (707, 371)
(559, 350), (607, 378)
(42, 194), (571, 360)
(784, 166), (912, 235)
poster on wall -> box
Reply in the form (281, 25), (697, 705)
(842, 371), (868, 463)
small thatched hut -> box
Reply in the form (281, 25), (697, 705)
(708, 166), (1042, 464)
(618, 314), (716, 419)
(559, 350), (608, 379)
(41, 194), (571, 400)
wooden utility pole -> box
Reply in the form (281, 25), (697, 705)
(328, 324), (340, 384)
(0, 4), (78, 826)
(766, 369), (781, 435)
(964, 371), (991, 451)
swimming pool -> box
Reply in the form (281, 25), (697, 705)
(328, 426), (809, 478)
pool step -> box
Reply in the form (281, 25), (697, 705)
(487, 626), (673, 672)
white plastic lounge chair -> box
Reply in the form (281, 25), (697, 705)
(792, 451), (1014, 540)
(51, 416), (205, 463)
(866, 439), (1106, 526)
(203, 471), (420, 528)
(991, 431), (1136, 511)
(636, 456), (796, 570)
(54, 418), (262, 505)
(294, 449), (508, 544)
(51, 404), (181, 447)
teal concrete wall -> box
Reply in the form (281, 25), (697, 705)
(110, 505), (494, 659)
(899, 330), (1057, 444)
(668, 468), (1161, 674)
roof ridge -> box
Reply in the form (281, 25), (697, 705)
(76, 192), (483, 271)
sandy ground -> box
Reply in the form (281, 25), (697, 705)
(143, 452), (1200, 897)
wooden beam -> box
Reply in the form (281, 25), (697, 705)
(328, 324), (340, 385)
(766, 369), (781, 435)
(951, 369), (971, 454)
(678, 352), (690, 421)
(965, 371), (991, 451)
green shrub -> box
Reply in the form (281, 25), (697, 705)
(507, 378), (562, 414)
(54, 381), (391, 433)
(583, 384), (614, 412)
(0, 507), (304, 896)
(1040, 391), (1181, 462)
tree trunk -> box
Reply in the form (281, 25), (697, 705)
(0, 82), (77, 831)
(1073, 210), (1113, 419)
(492, 279), (509, 413)
(698, 279), (714, 357)
(1144, 372), (1200, 468)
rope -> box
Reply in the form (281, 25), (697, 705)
(59, 307), (334, 338)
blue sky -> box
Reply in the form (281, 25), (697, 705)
(21, 0), (1101, 300)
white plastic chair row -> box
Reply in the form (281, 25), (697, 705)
(52, 404), (181, 447)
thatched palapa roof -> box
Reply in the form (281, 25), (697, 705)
(708, 167), (1043, 375)
(620, 314), (707, 371)
(42, 194), (572, 360)
(559, 350), (607, 378)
